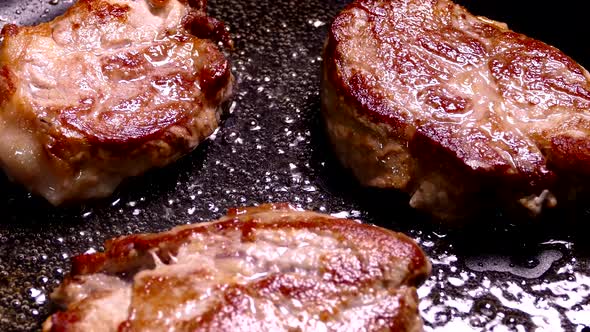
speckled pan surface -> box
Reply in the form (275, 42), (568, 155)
(0, 0), (589, 331)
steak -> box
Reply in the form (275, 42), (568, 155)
(43, 203), (431, 332)
(322, 0), (590, 220)
(0, 0), (233, 205)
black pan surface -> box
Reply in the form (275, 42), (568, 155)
(1, 0), (589, 331)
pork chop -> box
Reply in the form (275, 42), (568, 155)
(43, 203), (431, 332)
(322, 0), (590, 220)
(0, 0), (233, 205)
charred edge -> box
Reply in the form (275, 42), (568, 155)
(184, 12), (233, 49)
(0, 24), (19, 38)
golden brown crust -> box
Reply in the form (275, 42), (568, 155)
(0, 0), (234, 205)
(9, 1), (230, 148)
(44, 204), (431, 331)
(0, 65), (15, 106)
(322, 0), (590, 219)
(82, 0), (131, 22)
(72, 203), (429, 279)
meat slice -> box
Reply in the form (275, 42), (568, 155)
(322, 0), (590, 220)
(43, 203), (431, 332)
(0, 0), (233, 205)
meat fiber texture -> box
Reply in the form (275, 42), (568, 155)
(322, 0), (590, 220)
(43, 203), (431, 332)
(0, 0), (233, 205)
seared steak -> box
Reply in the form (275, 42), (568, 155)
(43, 203), (431, 332)
(322, 0), (590, 220)
(0, 0), (233, 205)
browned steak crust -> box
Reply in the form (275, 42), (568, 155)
(0, 0), (233, 205)
(322, 0), (590, 220)
(43, 203), (431, 332)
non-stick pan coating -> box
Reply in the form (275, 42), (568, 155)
(1, 0), (589, 331)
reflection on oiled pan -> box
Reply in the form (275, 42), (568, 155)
(0, 0), (589, 331)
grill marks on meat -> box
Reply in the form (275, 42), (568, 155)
(43, 203), (431, 332)
(0, 0), (233, 205)
(322, 0), (590, 220)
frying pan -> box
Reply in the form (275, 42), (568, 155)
(1, 0), (589, 330)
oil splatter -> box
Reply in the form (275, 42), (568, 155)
(0, 0), (589, 331)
